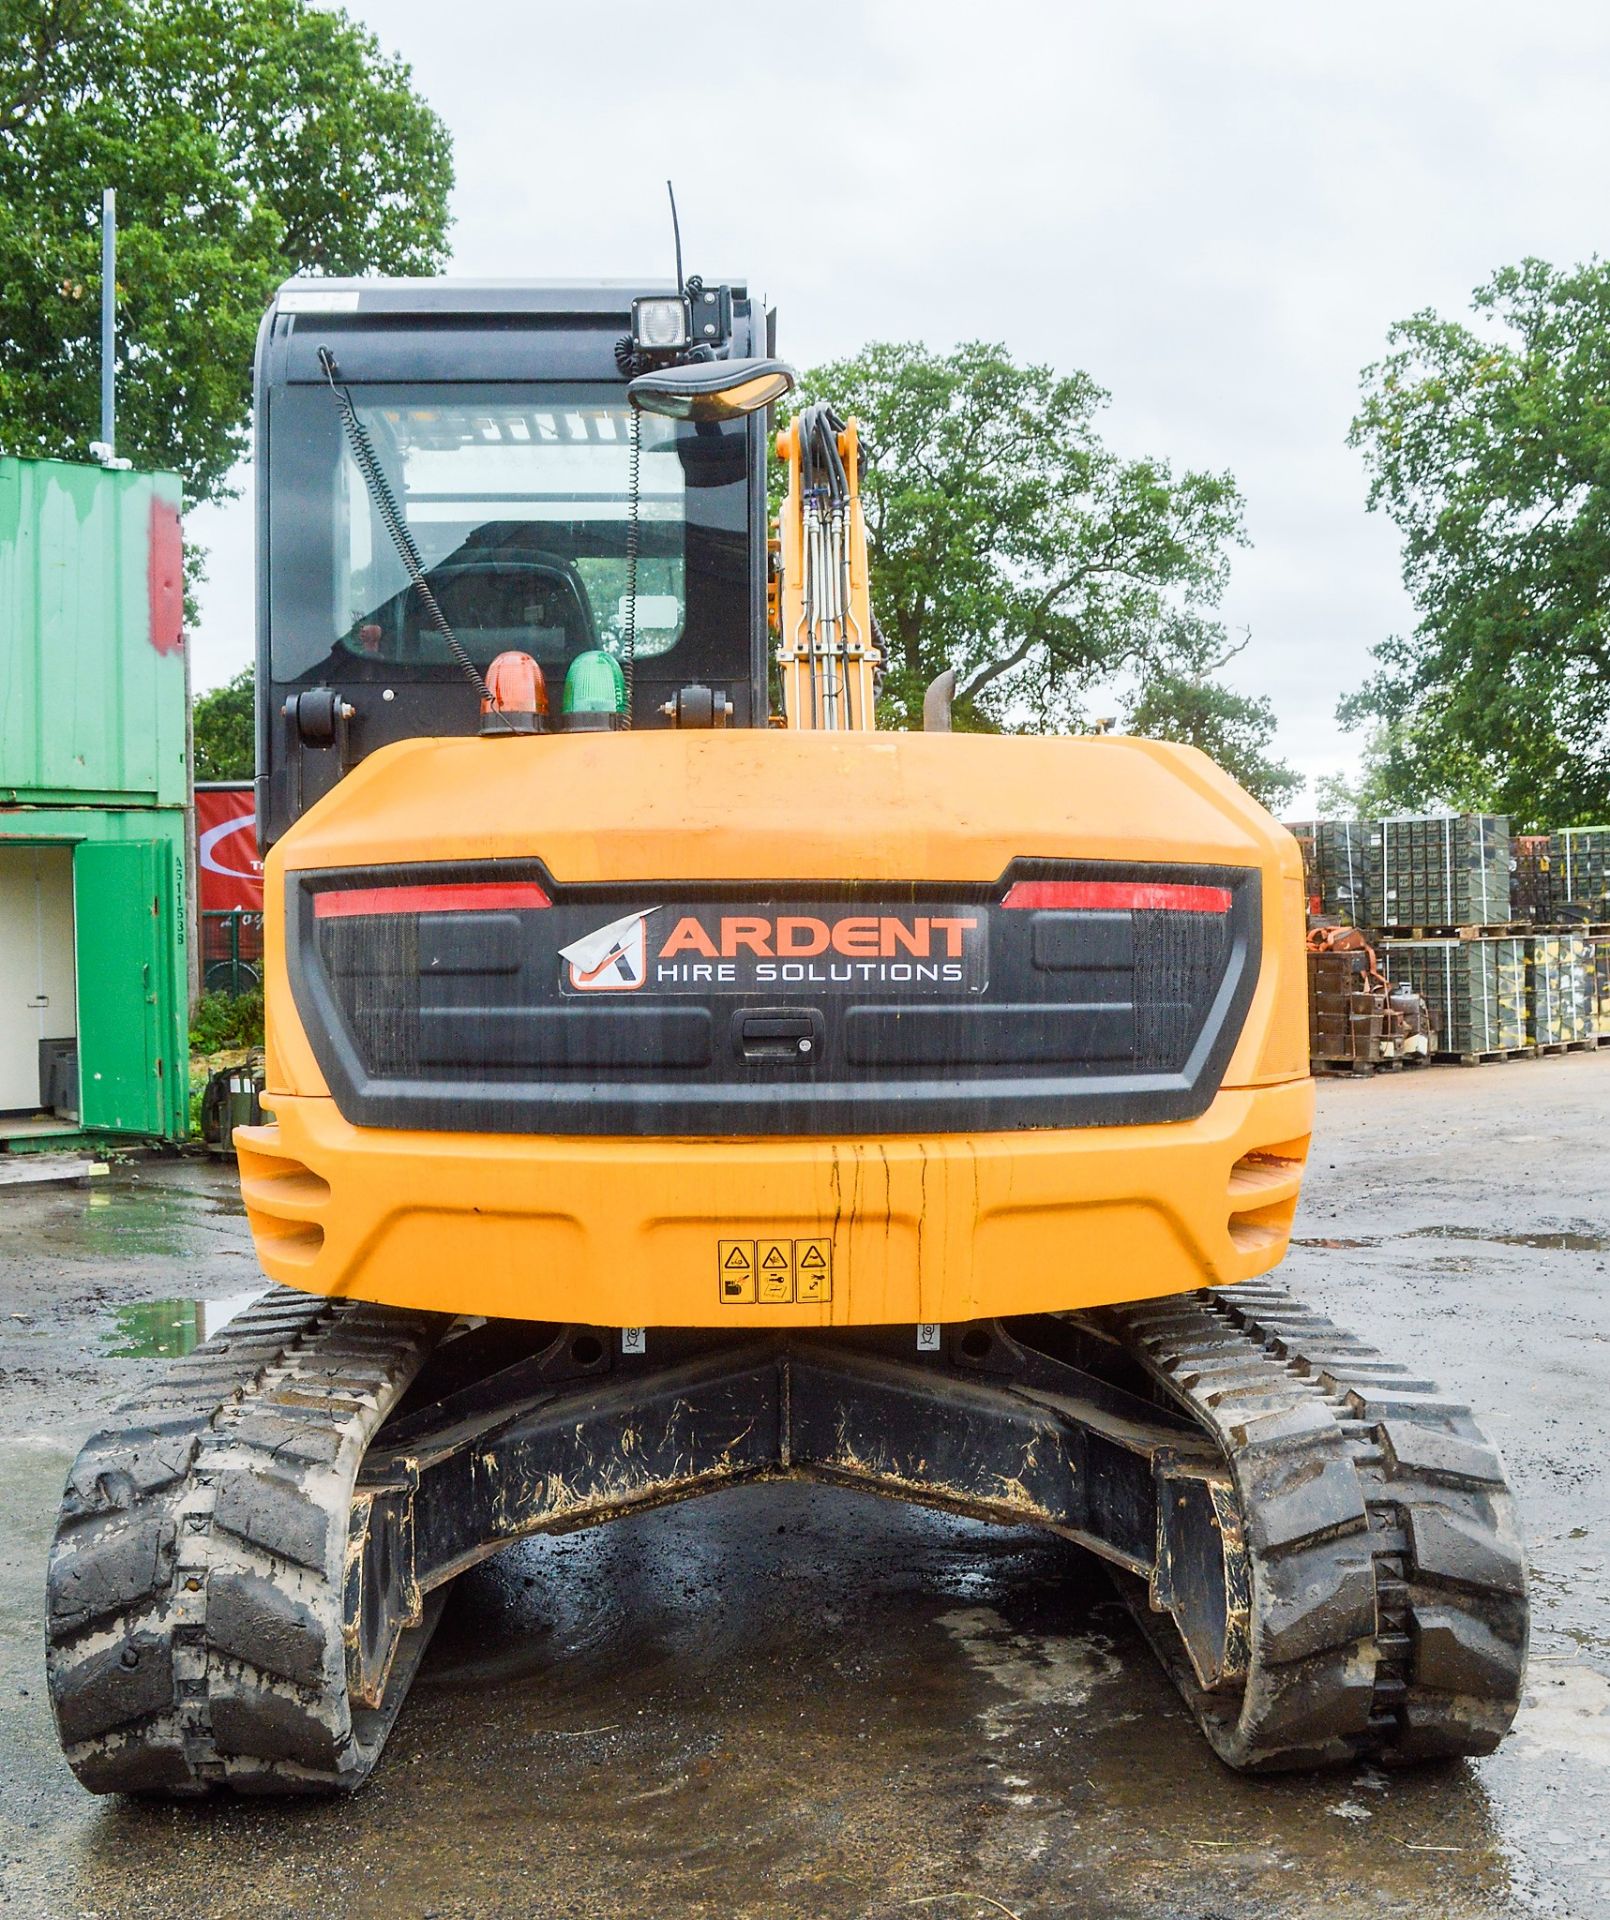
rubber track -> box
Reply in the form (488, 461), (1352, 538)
(48, 1278), (1525, 1790)
(1090, 1281), (1528, 1770)
(47, 1285), (445, 1795)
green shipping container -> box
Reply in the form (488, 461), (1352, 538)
(0, 457), (187, 807)
(0, 455), (189, 1143)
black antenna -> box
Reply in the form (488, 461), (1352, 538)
(667, 179), (684, 293)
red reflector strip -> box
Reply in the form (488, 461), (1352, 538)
(1001, 880), (1232, 913)
(313, 882), (551, 919)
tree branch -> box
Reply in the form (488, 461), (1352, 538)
(956, 623), (1056, 706)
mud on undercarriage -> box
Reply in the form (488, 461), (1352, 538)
(46, 1284), (1526, 1795)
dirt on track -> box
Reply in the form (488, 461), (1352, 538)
(1, 1054), (1608, 1919)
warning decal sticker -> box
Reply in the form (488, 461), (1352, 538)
(717, 1240), (756, 1304)
(757, 1240), (793, 1303)
(716, 1237), (833, 1304)
(794, 1238), (832, 1302)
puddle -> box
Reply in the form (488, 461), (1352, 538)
(105, 1288), (264, 1357)
(1485, 1230), (1607, 1253)
(1405, 1226), (1610, 1252)
(0, 1165), (249, 1265)
(1294, 1227), (1609, 1254)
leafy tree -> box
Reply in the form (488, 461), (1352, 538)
(1313, 718), (1496, 819)
(1348, 258), (1610, 831)
(1124, 646), (1300, 812)
(797, 341), (1249, 732)
(193, 665), (254, 779)
(1313, 724), (1403, 819)
(0, 0), (453, 505)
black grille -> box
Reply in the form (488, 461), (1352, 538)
(290, 862), (1260, 1137)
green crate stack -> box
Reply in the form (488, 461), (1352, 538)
(1313, 820), (1373, 924)
(1284, 819), (1319, 911)
(1570, 936), (1597, 1039)
(1371, 815), (1511, 930)
(1509, 834), (1554, 924)
(1548, 827), (1610, 922)
(1590, 936), (1610, 1034)
(1524, 933), (1597, 1044)
(1378, 936), (1527, 1056)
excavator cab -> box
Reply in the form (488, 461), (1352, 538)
(254, 280), (774, 844)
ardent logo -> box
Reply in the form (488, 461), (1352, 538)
(658, 913), (978, 960)
(558, 908), (659, 992)
(558, 904), (988, 996)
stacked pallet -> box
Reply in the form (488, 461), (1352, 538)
(1378, 936), (1527, 1060)
(1308, 930), (1435, 1072)
(1372, 814), (1511, 930)
(1509, 834), (1554, 924)
(1549, 827), (1610, 922)
(1524, 933), (1597, 1046)
(1290, 809), (1610, 1071)
(1313, 820), (1373, 925)
(1590, 936), (1610, 1035)
(1285, 820), (1320, 914)
(1308, 938), (1385, 1067)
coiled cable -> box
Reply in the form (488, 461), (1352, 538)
(622, 405), (640, 728)
(318, 346), (500, 715)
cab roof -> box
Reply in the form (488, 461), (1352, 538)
(271, 278), (748, 319)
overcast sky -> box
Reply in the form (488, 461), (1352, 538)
(187, 0), (1610, 800)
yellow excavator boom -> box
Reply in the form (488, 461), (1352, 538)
(774, 409), (881, 730)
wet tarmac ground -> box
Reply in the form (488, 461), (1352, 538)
(2, 1056), (1609, 1919)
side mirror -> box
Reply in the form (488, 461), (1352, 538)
(627, 357), (796, 423)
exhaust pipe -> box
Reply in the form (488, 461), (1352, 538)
(923, 668), (957, 733)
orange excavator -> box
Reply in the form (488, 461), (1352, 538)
(47, 264), (1525, 1794)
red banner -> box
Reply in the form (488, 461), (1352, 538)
(195, 785), (262, 914)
